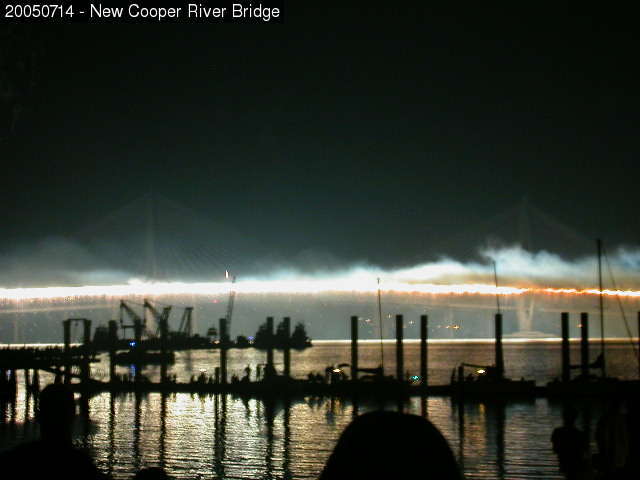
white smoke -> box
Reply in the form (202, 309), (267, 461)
(0, 236), (131, 287)
(2, 238), (639, 291)
(246, 245), (640, 290)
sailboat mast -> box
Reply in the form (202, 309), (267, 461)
(493, 261), (501, 314)
(377, 277), (384, 372)
(493, 261), (505, 378)
(597, 239), (606, 377)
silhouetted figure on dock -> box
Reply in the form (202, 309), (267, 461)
(595, 399), (629, 478)
(264, 363), (277, 380)
(0, 383), (106, 479)
(551, 406), (591, 479)
(318, 411), (462, 480)
(325, 365), (334, 383)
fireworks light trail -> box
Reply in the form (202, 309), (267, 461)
(1, 279), (640, 302)
(3, 246), (640, 303)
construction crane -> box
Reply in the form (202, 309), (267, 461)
(178, 307), (194, 338)
(225, 275), (237, 332)
(119, 300), (144, 342)
(143, 299), (172, 337)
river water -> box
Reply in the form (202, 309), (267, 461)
(1, 340), (638, 479)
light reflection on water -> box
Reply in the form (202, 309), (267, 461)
(92, 340), (638, 385)
(2, 341), (636, 479)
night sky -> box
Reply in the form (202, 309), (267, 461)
(2, 4), (639, 281)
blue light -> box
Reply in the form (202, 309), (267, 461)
(129, 341), (137, 348)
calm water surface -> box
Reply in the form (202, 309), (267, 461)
(1, 340), (637, 479)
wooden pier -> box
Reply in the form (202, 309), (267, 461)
(1, 318), (99, 398)
(2, 313), (640, 402)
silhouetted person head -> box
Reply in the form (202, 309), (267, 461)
(134, 467), (170, 479)
(37, 383), (76, 443)
(319, 411), (462, 480)
(552, 405), (590, 477)
(0, 383), (107, 479)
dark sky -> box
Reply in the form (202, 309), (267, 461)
(2, 4), (639, 274)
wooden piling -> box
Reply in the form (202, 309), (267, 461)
(351, 316), (358, 381)
(63, 319), (71, 350)
(82, 318), (92, 346)
(580, 312), (589, 377)
(31, 369), (39, 394)
(63, 319), (71, 384)
(81, 319), (91, 384)
(561, 312), (570, 383)
(219, 318), (228, 384)
(133, 318), (143, 346)
(495, 313), (504, 379)
(396, 315), (404, 381)
(108, 320), (118, 382)
(133, 318), (143, 383)
(283, 317), (291, 377)
(420, 315), (428, 387)
(160, 315), (168, 384)
(266, 317), (274, 372)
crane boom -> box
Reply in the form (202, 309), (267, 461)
(120, 300), (142, 325)
(119, 300), (144, 339)
(143, 299), (171, 337)
(178, 307), (194, 337)
(225, 275), (237, 329)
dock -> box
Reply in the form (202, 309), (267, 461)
(2, 312), (640, 402)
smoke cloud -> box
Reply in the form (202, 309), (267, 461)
(1, 239), (639, 291)
(246, 245), (640, 291)
(2, 240), (640, 341)
(0, 236), (131, 287)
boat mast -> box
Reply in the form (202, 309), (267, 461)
(493, 261), (501, 314)
(377, 277), (384, 373)
(493, 261), (505, 378)
(597, 239), (606, 378)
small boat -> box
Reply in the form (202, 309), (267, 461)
(451, 362), (536, 397)
(545, 239), (640, 396)
(450, 262), (536, 397)
(113, 349), (175, 366)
